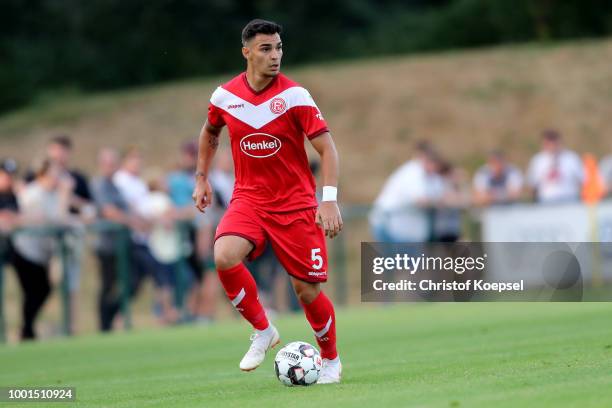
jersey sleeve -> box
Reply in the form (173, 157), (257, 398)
(207, 103), (225, 128)
(207, 86), (226, 128)
(293, 88), (329, 139)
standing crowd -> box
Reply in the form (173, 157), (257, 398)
(370, 129), (610, 243)
(0, 136), (241, 340)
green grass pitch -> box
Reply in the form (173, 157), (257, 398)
(1, 303), (611, 407)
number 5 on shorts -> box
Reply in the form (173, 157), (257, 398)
(311, 248), (323, 270)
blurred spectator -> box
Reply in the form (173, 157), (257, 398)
(147, 169), (194, 319)
(44, 135), (93, 213)
(166, 142), (209, 320)
(168, 141), (198, 208)
(42, 135), (94, 333)
(434, 161), (470, 242)
(147, 170), (183, 266)
(581, 153), (605, 204)
(113, 147), (178, 324)
(0, 159), (20, 234)
(473, 150), (524, 206)
(369, 141), (444, 242)
(599, 154), (612, 197)
(527, 130), (584, 203)
(208, 148), (235, 211)
(0, 159), (37, 340)
(113, 147), (151, 217)
(90, 148), (137, 331)
(11, 159), (72, 339)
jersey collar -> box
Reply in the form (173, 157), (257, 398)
(242, 72), (279, 95)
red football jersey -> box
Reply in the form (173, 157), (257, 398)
(208, 72), (329, 212)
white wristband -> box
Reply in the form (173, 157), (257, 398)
(322, 186), (338, 202)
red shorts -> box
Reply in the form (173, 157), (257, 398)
(215, 200), (328, 283)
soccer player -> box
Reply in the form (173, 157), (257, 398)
(192, 19), (343, 384)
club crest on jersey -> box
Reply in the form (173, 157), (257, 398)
(240, 133), (282, 158)
(269, 97), (287, 114)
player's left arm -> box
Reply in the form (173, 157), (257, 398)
(310, 133), (343, 239)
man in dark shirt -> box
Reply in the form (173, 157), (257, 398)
(46, 135), (92, 207)
(44, 135), (92, 333)
(473, 150), (524, 206)
(25, 135), (92, 212)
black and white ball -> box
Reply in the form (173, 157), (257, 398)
(274, 341), (322, 386)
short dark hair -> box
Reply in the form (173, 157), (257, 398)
(542, 129), (561, 142)
(50, 134), (73, 150)
(241, 19), (282, 45)
(414, 140), (433, 155)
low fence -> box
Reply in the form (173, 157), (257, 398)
(2, 200), (611, 342)
(0, 215), (361, 343)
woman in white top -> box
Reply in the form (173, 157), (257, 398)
(11, 160), (71, 339)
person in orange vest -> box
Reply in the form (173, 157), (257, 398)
(582, 153), (605, 204)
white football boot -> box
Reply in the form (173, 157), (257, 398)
(239, 324), (280, 371)
(317, 357), (342, 384)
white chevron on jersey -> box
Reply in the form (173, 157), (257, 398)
(210, 86), (319, 129)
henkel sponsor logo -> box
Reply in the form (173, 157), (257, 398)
(240, 133), (282, 158)
(227, 103), (244, 109)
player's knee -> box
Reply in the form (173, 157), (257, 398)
(296, 289), (318, 305)
(294, 281), (320, 305)
(214, 236), (253, 271)
(214, 249), (240, 271)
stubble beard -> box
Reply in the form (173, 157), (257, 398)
(263, 70), (279, 78)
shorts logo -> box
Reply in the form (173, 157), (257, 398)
(240, 133), (282, 158)
(308, 271), (327, 277)
(269, 97), (287, 114)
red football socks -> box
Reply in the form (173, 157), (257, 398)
(217, 263), (269, 330)
(301, 291), (338, 360)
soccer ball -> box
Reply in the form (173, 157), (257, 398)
(274, 341), (322, 386)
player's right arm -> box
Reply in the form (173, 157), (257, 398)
(192, 120), (223, 212)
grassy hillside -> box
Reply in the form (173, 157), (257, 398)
(1, 39), (612, 203)
(1, 303), (611, 407)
